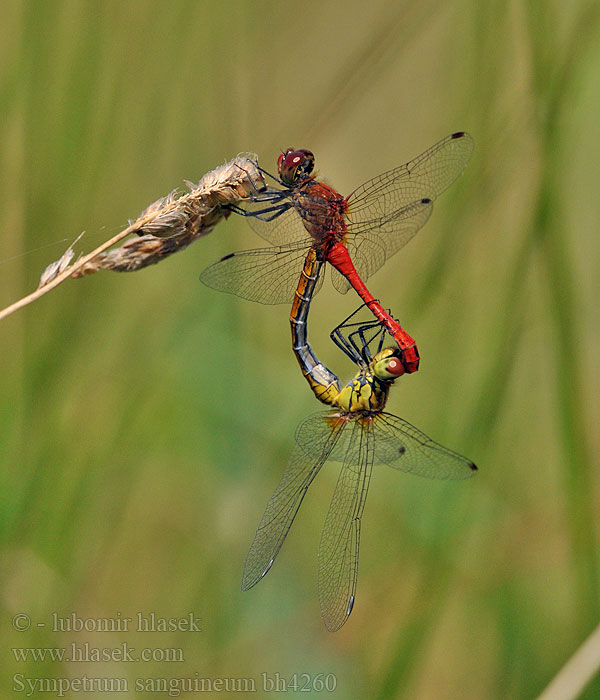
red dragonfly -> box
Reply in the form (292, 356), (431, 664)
(201, 133), (473, 374)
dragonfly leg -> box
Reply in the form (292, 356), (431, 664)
(330, 304), (377, 363)
(222, 201), (293, 222)
(231, 160), (292, 204)
(246, 190), (289, 205)
(330, 324), (363, 365)
(330, 303), (392, 364)
(348, 321), (386, 363)
(223, 202), (252, 216)
(231, 160), (268, 193)
(254, 163), (286, 187)
(334, 302), (374, 328)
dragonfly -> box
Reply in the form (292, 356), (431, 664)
(243, 298), (478, 631)
(201, 132), (473, 374)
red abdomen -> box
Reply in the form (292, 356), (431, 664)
(326, 241), (420, 373)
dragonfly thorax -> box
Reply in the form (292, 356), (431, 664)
(334, 370), (389, 414)
(333, 348), (402, 414)
(292, 180), (348, 247)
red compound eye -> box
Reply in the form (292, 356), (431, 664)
(387, 357), (405, 376)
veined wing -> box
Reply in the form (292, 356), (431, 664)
(331, 197), (433, 293)
(243, 200), (314, 247)
(345, 132), (474, 226)
(298, 411), (476, 473)
(318, 417), (374, 631)
(200, 241), (320, 305)
(294, 413), (387, 465)
(373, 412), (477, 479)
(241, 413), (346, 591)
(331, 133), (473, 295)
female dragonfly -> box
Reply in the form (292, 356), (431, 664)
(201, 132), (473, 374)
(242, 293), (477, 631)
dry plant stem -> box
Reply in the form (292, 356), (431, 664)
(0, 225), (136, 322)
(536, 621), (600, 700)
(0, 155), (262, 322)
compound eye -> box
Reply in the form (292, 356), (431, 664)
(277, 149), (294, 170)
(283, 151), (304, 170)
(386, 357), (405, 376)
(373, 351), (405, 380)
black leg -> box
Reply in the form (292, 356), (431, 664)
(330, 303), (399, 367)
(222, 201), (292, 222)
(254, 163), (285, 187)
(349, 322), (384, 363)
(330, 324), (362, 364)
(231, 161), (268, 195)
(330, 304), (381, 365)
(232, 160), (289, 200)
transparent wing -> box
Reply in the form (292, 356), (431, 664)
(346, 132), (474, 226)
(241, 413), (346, 591)
(318, 418), (374, 632)
(242, 200), (313, 248)
(200, 242), (320, 305)
(373, 412), (477, 479)
(295, 411), (385, 465)
(331, 198), (434, 293)
(329, 133), (472, 293)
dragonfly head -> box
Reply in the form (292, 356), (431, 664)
(372, 348), (405, 382)
(277, 149), (315, 186)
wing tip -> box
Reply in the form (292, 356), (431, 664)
(323, 594), (355, 633)
(263, 557), (275, 576)
(346, 594), (355, 616)
(469, 461), (478, 472)
(241, 557), (274, 591)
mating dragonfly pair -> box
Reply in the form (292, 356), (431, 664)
(200, 133), (477, 631)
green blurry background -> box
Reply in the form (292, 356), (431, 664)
(2, 1), (599, 698)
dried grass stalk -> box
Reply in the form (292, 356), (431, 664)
(72, 154), (262, 276)
(37, 233), (83, 288)
(0, 154), (263, 321)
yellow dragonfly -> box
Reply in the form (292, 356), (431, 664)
(242, 254), (477, 631)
